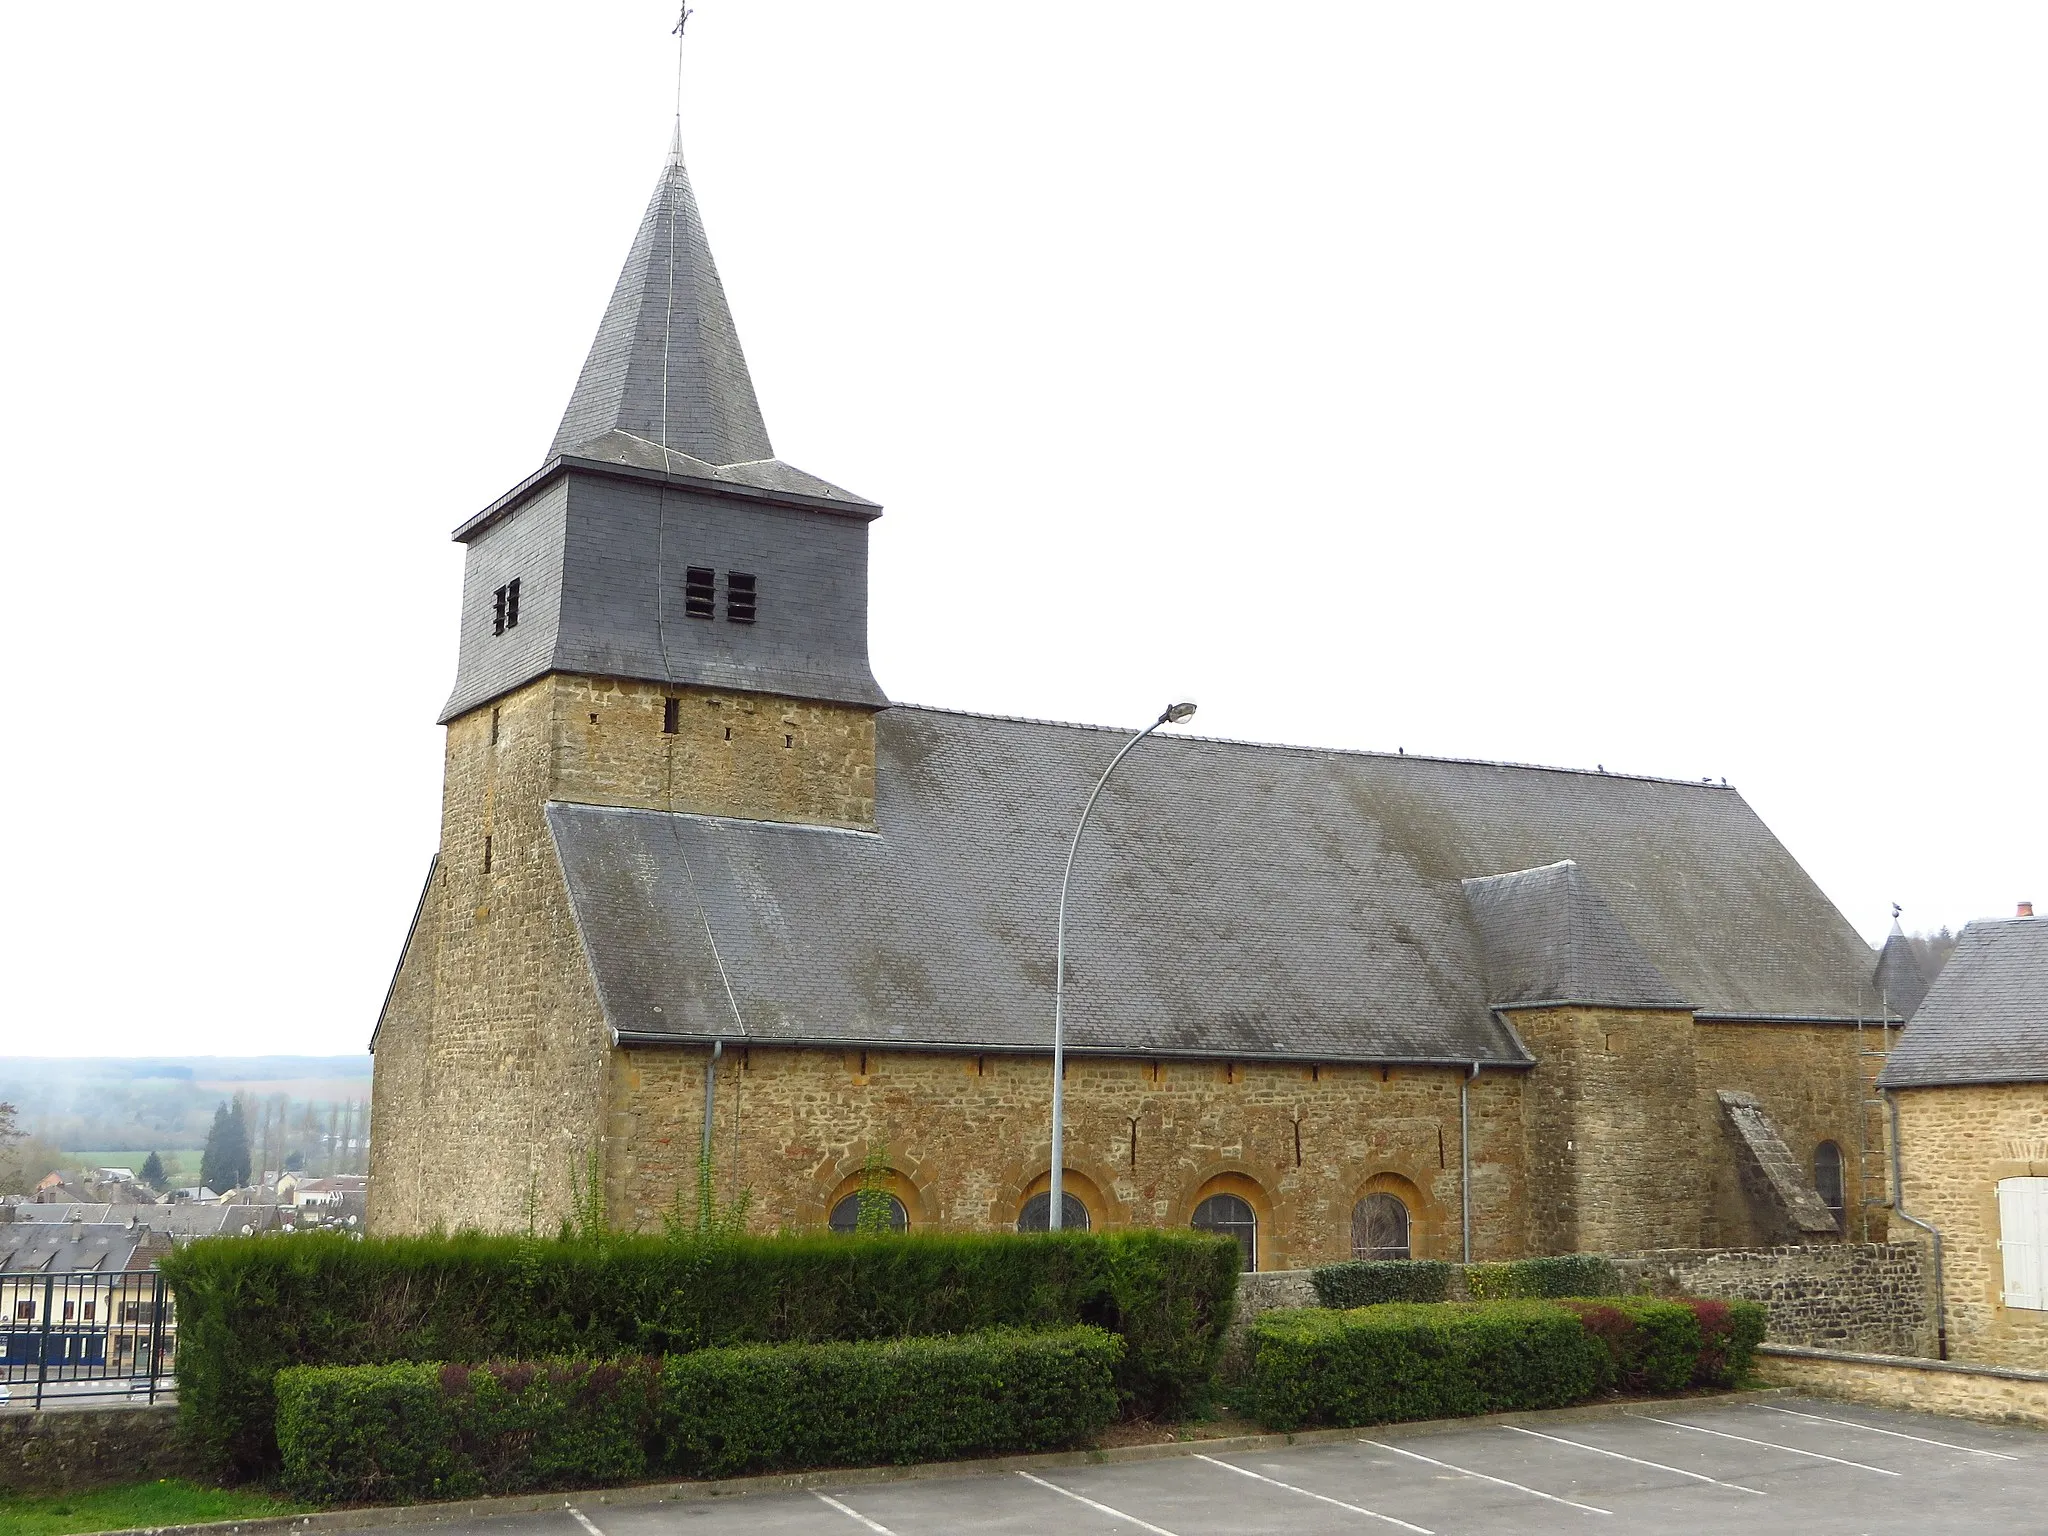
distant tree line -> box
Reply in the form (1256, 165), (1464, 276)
(199, 1092), (371, 1193)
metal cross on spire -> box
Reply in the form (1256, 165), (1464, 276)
(672, 5), (693, 124)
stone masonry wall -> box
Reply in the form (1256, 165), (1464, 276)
(1610, 1242), (1934, 1356)
(606, 1047), (1532, 1270)
(1894, 1082), (2048, 1370)
(0, 1405), (198, 1494)
(372, 675), (880, 1237)
(1757, 1346), (2048, 1430)
(1512, 1007), (1701, 1255)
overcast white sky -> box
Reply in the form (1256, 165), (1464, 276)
(1, 5), (2040, 1059)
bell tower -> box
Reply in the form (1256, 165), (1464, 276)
(369, 127), (884, 1235)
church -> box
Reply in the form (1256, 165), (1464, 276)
(367, 128), (1909, 1270)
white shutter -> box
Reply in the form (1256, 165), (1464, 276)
(1999, 1178), (2048, 1311)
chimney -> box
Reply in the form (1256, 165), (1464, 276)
(2021, 901), (2036, 918)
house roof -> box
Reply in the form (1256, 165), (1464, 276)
(1878, 916), (2048, 1088)
(0, 1221), (154, 1274)
(547, 706), (1886, 1065)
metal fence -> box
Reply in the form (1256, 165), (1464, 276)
(0, 1270), (174, 1408)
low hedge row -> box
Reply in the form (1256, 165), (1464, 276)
(277, 1327), (1122, 1503)
(1248, 1295), (1768, 1430)
(167, 1229), (1237, 1479)
(1311, 1254), (1623, 1308)
(1251, 1301), (1607, 1430)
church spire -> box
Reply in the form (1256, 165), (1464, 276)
(547, 126), (773, 468)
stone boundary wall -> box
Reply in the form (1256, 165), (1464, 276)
(1220, 1269), (1317, 1376)
(1757, 1344), (2048, 1430)
(0, 1403), (199, 1493)
(1609, 1243), (1935, 1357)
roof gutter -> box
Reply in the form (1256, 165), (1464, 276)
(1884, 1089), (1948, 1360)
(610, 1031), (1534, 1068)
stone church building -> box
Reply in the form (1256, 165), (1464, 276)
(368, 130), (1906, 1269)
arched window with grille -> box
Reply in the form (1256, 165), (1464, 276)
(1351, 1192), (1411, 1260)
(1192, 1193), (1257, 1271)
(1813, 1141), (1845, 1231)
(1017, 1191), (1090, 1232)
(827, 1192), (907, 1234)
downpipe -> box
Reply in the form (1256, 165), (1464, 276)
(1461, 1062), (1479, 1262)
(702, 1039), (723, 1163)
(1885, 1090), (1947, 1360)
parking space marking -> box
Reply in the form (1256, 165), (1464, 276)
(811, 1491), (897, 1534)
(1193, 1453), (1434, 1533)
(1015, 1471), (1179, 1535)
(567, 1508), (607, 1536)
(1501, 1424), (1767, 1494)
(1754, 1404), (2023, 1460)
(1366, 1439), (1613, 1515)
(1631, 1414), (1900, 1475)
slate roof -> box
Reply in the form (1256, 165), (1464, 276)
(0, 1222), (155, 1273)
(1873, 927), (1933, 1021)
(539, 127), (868, 510)
(1878, 916), (2048, 1088)
(547, 707), (1887, 1064)
(1461, 861), (1689, 1009)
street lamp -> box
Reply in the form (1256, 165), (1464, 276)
(1050, 700), (1197, 1230)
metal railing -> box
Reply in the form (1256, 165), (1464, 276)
(0, 1270), (174, 1408)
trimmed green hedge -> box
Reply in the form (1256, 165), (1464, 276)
(1312, 1260), (1454, 1308)
(1248, 1301), (1609, 1431)
(1681, 1298), (1768, 1387)
(277, 1359), (658, 1505)
(1561, 1298), (1701, 1394)
(1463, 1256), (1622, 1300)
(659, 1327), (1121, 1477)
(275, 1330), (1118, 1502)
(165, 1229), (1238, 1479)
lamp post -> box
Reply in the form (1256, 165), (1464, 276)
(1050, 700), (1197, 1230)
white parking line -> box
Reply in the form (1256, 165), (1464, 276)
(812, 1490), (898, 1534)
(1631, 1415), (1901, 1475)
(1502, 1424), (1768, 1494)
(1016, 1470), (1180, 1535)
(566, 1508), (606, 1536)
(1366, 1439), (1613, 1516)
(1194, 1453), (1435, 1533)
(1754, 1404), (2023, 1461)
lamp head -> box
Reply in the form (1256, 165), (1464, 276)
(1162, 701), (1197, 725)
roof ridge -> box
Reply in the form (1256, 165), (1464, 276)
(884, 702), (1740, 791)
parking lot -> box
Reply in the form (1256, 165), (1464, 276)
(395, 1395), (2044, 1536)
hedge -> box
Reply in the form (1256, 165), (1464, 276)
(276, 1359), (658, 1504)
(1560, 1298), (1701, 1394)
(1312, 1259), (1454, 1308)
(1462, 1256), (1622, 1300)
(275, 1329), (1117, 1502)
(1248, 1301), (1609, 1431)
(1681, 1297), (1768, 1387)
(164, 1228), (1238, 1478)
(659, 1327), (1121, 1477)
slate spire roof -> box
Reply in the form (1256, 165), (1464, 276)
(548, 125), (775, 470)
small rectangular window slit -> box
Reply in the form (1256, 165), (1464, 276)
(684, 567), (715, 619)
(662, 697), (680, 734)
(490, 707), (500, 745)
(482, 835), (493, 874)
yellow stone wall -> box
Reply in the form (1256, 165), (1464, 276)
(1894, 1083), (2048, 1370)
(1757, 1348), (2048, 1429)
(1510, 1006), (1702, 1254)
(1693, 1021), (1884, 1243)
(369, 674), (879, 1237)
(605, 1047), (1530, 1269)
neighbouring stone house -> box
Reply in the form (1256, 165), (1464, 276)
(368, 127), (1912, 1269)
(1879, 909), (2048, 1368)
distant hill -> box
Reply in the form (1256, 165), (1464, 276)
(0, 1055), (372, 1157)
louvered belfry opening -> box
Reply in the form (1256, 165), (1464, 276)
(683, 567), (715, 619)
(725, 572), (757, 624)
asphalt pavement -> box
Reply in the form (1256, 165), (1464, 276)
(376, 1395), (2044, 1536)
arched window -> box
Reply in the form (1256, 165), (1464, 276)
(828, 1192), (907, 1234)
(1351, 1192), (1411, 1261)
(1017, 1192), (1090, 1232)
(1192, 1193), (1257, 1271)
(1813, 1141), (1845, 1230)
